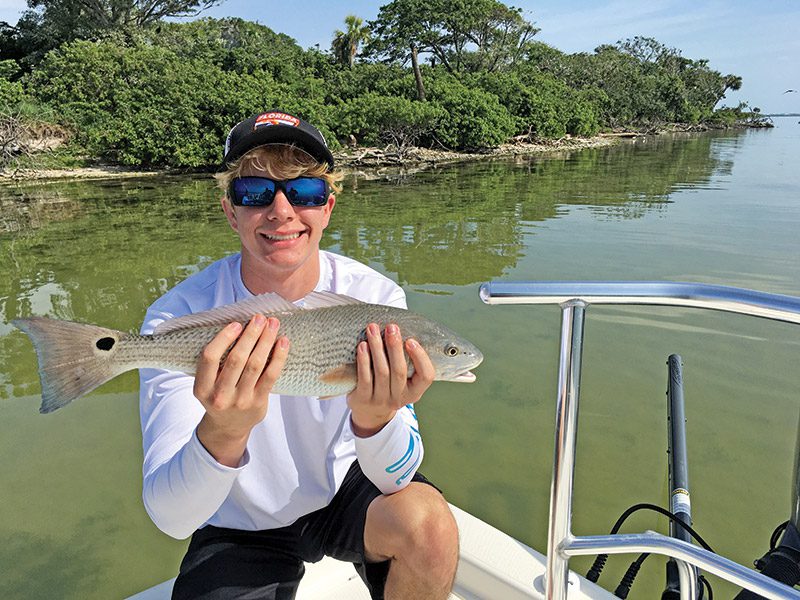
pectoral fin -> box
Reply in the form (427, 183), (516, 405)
(319, 363), (358, 386)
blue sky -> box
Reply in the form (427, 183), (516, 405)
(2, 0), (798, 113)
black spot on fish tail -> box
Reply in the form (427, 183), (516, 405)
(96, 337), (116, 351)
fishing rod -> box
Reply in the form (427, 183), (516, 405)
(660, 354), (700, 599)
(613, 355), (703, 600)
(586, 355), (708, 599)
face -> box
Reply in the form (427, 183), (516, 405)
(221, 162), (335, 293)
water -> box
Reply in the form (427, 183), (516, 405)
(1, 119), (799, 598)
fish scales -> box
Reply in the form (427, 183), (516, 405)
(13, 291), (483, 413)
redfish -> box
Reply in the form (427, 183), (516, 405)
(13, 291), (483, 413)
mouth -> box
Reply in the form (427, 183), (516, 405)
(261, 231), (304, 242)
(451, 371), (477, 383)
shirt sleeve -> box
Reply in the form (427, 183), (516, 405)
(139, 307), (247, 539)
(139, 367), (249, 539)
(348, 282), (425, 495)
(349, 405), (423, 495)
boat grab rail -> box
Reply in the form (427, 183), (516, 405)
(479, 281), (800, 324)
(479, 281), (800, 600)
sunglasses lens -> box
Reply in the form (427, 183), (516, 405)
(232, 178), (277, 206)
(230, 177), (328, 207)
(285, 178), (329, 206)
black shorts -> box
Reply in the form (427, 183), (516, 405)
(171, 460), (438, 600)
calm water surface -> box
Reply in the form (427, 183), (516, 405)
(1, 118), (799, 598)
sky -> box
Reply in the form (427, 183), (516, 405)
(2, 0), (798, 114)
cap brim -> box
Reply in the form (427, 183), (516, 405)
(221, 125), (334, 171)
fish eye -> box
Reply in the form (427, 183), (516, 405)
(445, 344), (459, 357)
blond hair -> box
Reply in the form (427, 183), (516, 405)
(215, 144), (343, 196)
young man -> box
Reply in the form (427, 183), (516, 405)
(139, 110), (458, 599)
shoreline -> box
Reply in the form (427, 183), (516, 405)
(1, 120), (769, 182)
(0, 135), (619, 182)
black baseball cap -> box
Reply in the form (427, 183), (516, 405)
(221, 110), (335, 171)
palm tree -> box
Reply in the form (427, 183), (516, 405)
(331, 15), (370, 68)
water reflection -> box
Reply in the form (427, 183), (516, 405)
(329, 133), (734, 284)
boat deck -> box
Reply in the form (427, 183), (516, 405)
(128, 504), (613, 599)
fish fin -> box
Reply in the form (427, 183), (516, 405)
(301, 291), (366, 309)
(12, 318), (127, 413)
(154, 292), (367, 335)
(319, 363), (358, 386)
(154, 293), (298, 335)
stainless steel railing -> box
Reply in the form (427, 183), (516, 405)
(479, 281), (800, 600)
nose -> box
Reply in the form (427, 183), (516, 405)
(265, 190), (295, 220)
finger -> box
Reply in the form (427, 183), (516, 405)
(216, 314), (268, 389)
(384, 323), (408, 397)
(366, 323), (390, 389)
(405, 338), (436, 400)
(256, 333), (290, 396)
(194, 321), (243, 401)
(238, 317), (280, 389)
(350, 340), (372, 400)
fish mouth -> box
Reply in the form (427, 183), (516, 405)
(451, 371), (477, 383)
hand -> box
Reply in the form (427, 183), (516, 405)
(347, 322), (435, 438)
(194, 315), (289, 466)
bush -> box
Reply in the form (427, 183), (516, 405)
(0, 78), (25, 108)
(27, 39), (318, 167)
(470, 71), (601, 138)
(566, 90), (603, 137)
(326, 63), (415, 104)
(425, 74), (516, 149)
(335, 94), (446, 150)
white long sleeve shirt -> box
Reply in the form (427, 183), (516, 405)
(139, 251), (423, 539)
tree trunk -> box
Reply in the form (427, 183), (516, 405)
(410, 45), (426, 102)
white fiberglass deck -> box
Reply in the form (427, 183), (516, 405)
(128, 504), (614, 600)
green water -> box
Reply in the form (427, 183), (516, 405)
(2, 120), (799, 598)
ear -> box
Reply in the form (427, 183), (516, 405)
(321, 194), (336, 229)
(221, 195), (238, 232)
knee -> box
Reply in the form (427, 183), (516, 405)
(399, 491), (459, 568)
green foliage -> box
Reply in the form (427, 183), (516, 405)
(0, 77), (25, 107)
(147, 18), (306, 77)
(708, 102), (769, 127)
(2, 0), (223, 69)
(331, 15), (371, 68)
(0, 59), (20, 80)
(335, 93), (445, 148)
(367, 0), (538, 74)
(470, 71), (601, 138)
(425, 74), (516, 149)
(0, 86), (70, 170)
(536, 36), (743, 129)
(6, 3), (748, 169)
(324, 63), (414, 104)
(29, 39), (269, 166)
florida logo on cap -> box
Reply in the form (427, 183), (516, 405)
(255, 112), (300, 129)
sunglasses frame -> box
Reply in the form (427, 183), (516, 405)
(228, 176), (331, 208)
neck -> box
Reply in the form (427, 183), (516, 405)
(239, 252), (320, 302)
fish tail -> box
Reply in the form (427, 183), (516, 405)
(12, 317), (127, 413)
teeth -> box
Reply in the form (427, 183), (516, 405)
(264, 232), (301, 241)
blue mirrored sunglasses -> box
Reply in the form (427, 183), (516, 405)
(229, 176), (330, 207)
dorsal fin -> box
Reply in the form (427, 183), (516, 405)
(301, 291), (365, 309)
(153, 291), (365, 335)
(154, 293), (298, 335)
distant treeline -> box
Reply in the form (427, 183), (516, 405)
(0, 0), (764, 169)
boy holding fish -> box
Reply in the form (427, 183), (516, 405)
(138, 111), (462, 599)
